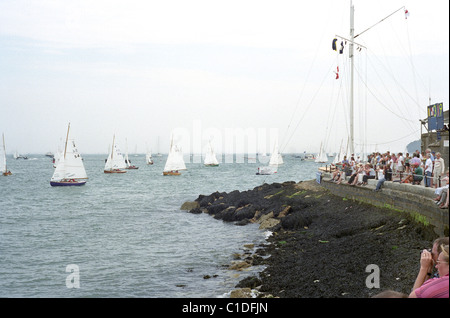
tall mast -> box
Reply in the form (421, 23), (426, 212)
(64, 122), (70, 159)
(349, 0), (355, 155)
(2, 133), (7, 171)
(111, 134), (115, 160)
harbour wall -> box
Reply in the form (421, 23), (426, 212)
(319, 172), (449, 238)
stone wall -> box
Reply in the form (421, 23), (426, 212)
(319, 173), (449, 237)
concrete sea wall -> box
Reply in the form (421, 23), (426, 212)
(319, 172), (449, 237)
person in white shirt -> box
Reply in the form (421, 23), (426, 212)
(374, 165), (385, 191)
(433, 152), (446, 189)
(397, 152), (405, 178)
(424, 154), (433, 187)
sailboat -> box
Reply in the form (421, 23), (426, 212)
(269, 141), (284, 166)
(104, 135), (127, 173)
(163, 135), (186, 175)
(146, 143), (154, 165)
(50, 123), (88, 186)
(204, 140), (219, 167)
(315, 141), (328, 163)
(124, 138), (139, 169)
(1, 133), (12, 176)
(257, 141), (282, 175)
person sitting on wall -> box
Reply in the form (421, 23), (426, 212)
(374, 165), (385, 192)
(401, 162), (423, 184)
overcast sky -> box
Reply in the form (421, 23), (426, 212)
(0, 0), (448, 155)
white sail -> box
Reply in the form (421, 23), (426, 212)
(124, 138), (131, 168)
(104, 136), (127, 171)
(146, 149), (153, 164)
(269, 141), (283, 166)
(204, 140), (219, 166)
(1, 133), (8, 174)
(164, 136), (186, 172)
(51, 125), (87, 182)
(315, 141), (328, 163)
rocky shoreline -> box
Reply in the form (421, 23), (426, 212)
(182, 179), (436, 298)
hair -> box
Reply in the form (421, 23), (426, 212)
(434, 237), (449, 254)
(441, 244), (449, 263)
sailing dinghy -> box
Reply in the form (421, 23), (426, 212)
(124, 138), (139, 169)
(163, 135), (186, 175)
(50, 123), (88, 186)
(104, 135), (127, 173)
(1, 133), (12, 176)
(204, 140), (219, 166)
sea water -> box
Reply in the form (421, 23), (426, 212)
(0, 154), (323, 297)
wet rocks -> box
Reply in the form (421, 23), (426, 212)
(185, 179), (434, 298)
(185, 181), (305, 229)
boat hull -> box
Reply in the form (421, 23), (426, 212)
(104, 169), (127, 174)
(50, 180), (86, 187)
(163, 171), (181, 176)
(2, 171), (12, 176)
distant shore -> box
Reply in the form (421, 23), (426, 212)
(185, 179), (434, 298)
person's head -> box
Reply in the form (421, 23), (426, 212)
(436, 152), (441, 159)
(435, 244), (449, 278)
(432, 237), (449, 262)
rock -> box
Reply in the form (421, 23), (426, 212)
(229, 261), (251, 271)
(230, 288), (252, 298)
(180, 201), (199, 210)
(278, 205), (291, 218)
(259, 218), (280, 230)
(236, 276), (262, 289)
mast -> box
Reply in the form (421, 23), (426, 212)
(2, 133), (7, 172)
(111, 134), (115, 161)
(349, 0), (355, 155)
(64, 122), (70, 159)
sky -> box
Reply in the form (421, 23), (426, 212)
(0, 0), (448, 156)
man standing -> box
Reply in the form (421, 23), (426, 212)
(397, 152), (405, 178)
(433, 152), (446, 188)
(425, 154), (433, 187)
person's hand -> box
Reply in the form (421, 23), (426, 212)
(420, 249), (433, 271)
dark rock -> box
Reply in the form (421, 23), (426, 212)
(236, 276), (262, 289)
(186, 180), (432, 298)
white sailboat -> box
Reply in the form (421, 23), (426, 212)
(204, 140), (219, 167)
(104, 135), (127, 173)
(269, 141), (283, 166)
(50, 123), (88, 186)
(315, 141), (328, 163)
(257, 141), (281, 175)
(124, 138), (138, 169)
(1, 133), (12, 176)
(146, 147), (154, 165)
(163, 135), (186, 175)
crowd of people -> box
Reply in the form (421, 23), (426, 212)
(328, 149), (448, 209)
(373, 237), (449, 298)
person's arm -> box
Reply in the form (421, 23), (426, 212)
(411, 250), (434, 293)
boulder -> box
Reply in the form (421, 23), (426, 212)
(230, 288), (252, 298)
(180, 201), (199, 210)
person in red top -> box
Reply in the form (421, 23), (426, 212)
(409, 244), (449, 298)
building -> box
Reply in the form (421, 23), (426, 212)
(420, 108), (449, 178)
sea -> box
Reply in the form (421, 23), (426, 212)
(0, 153), (325, 298)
